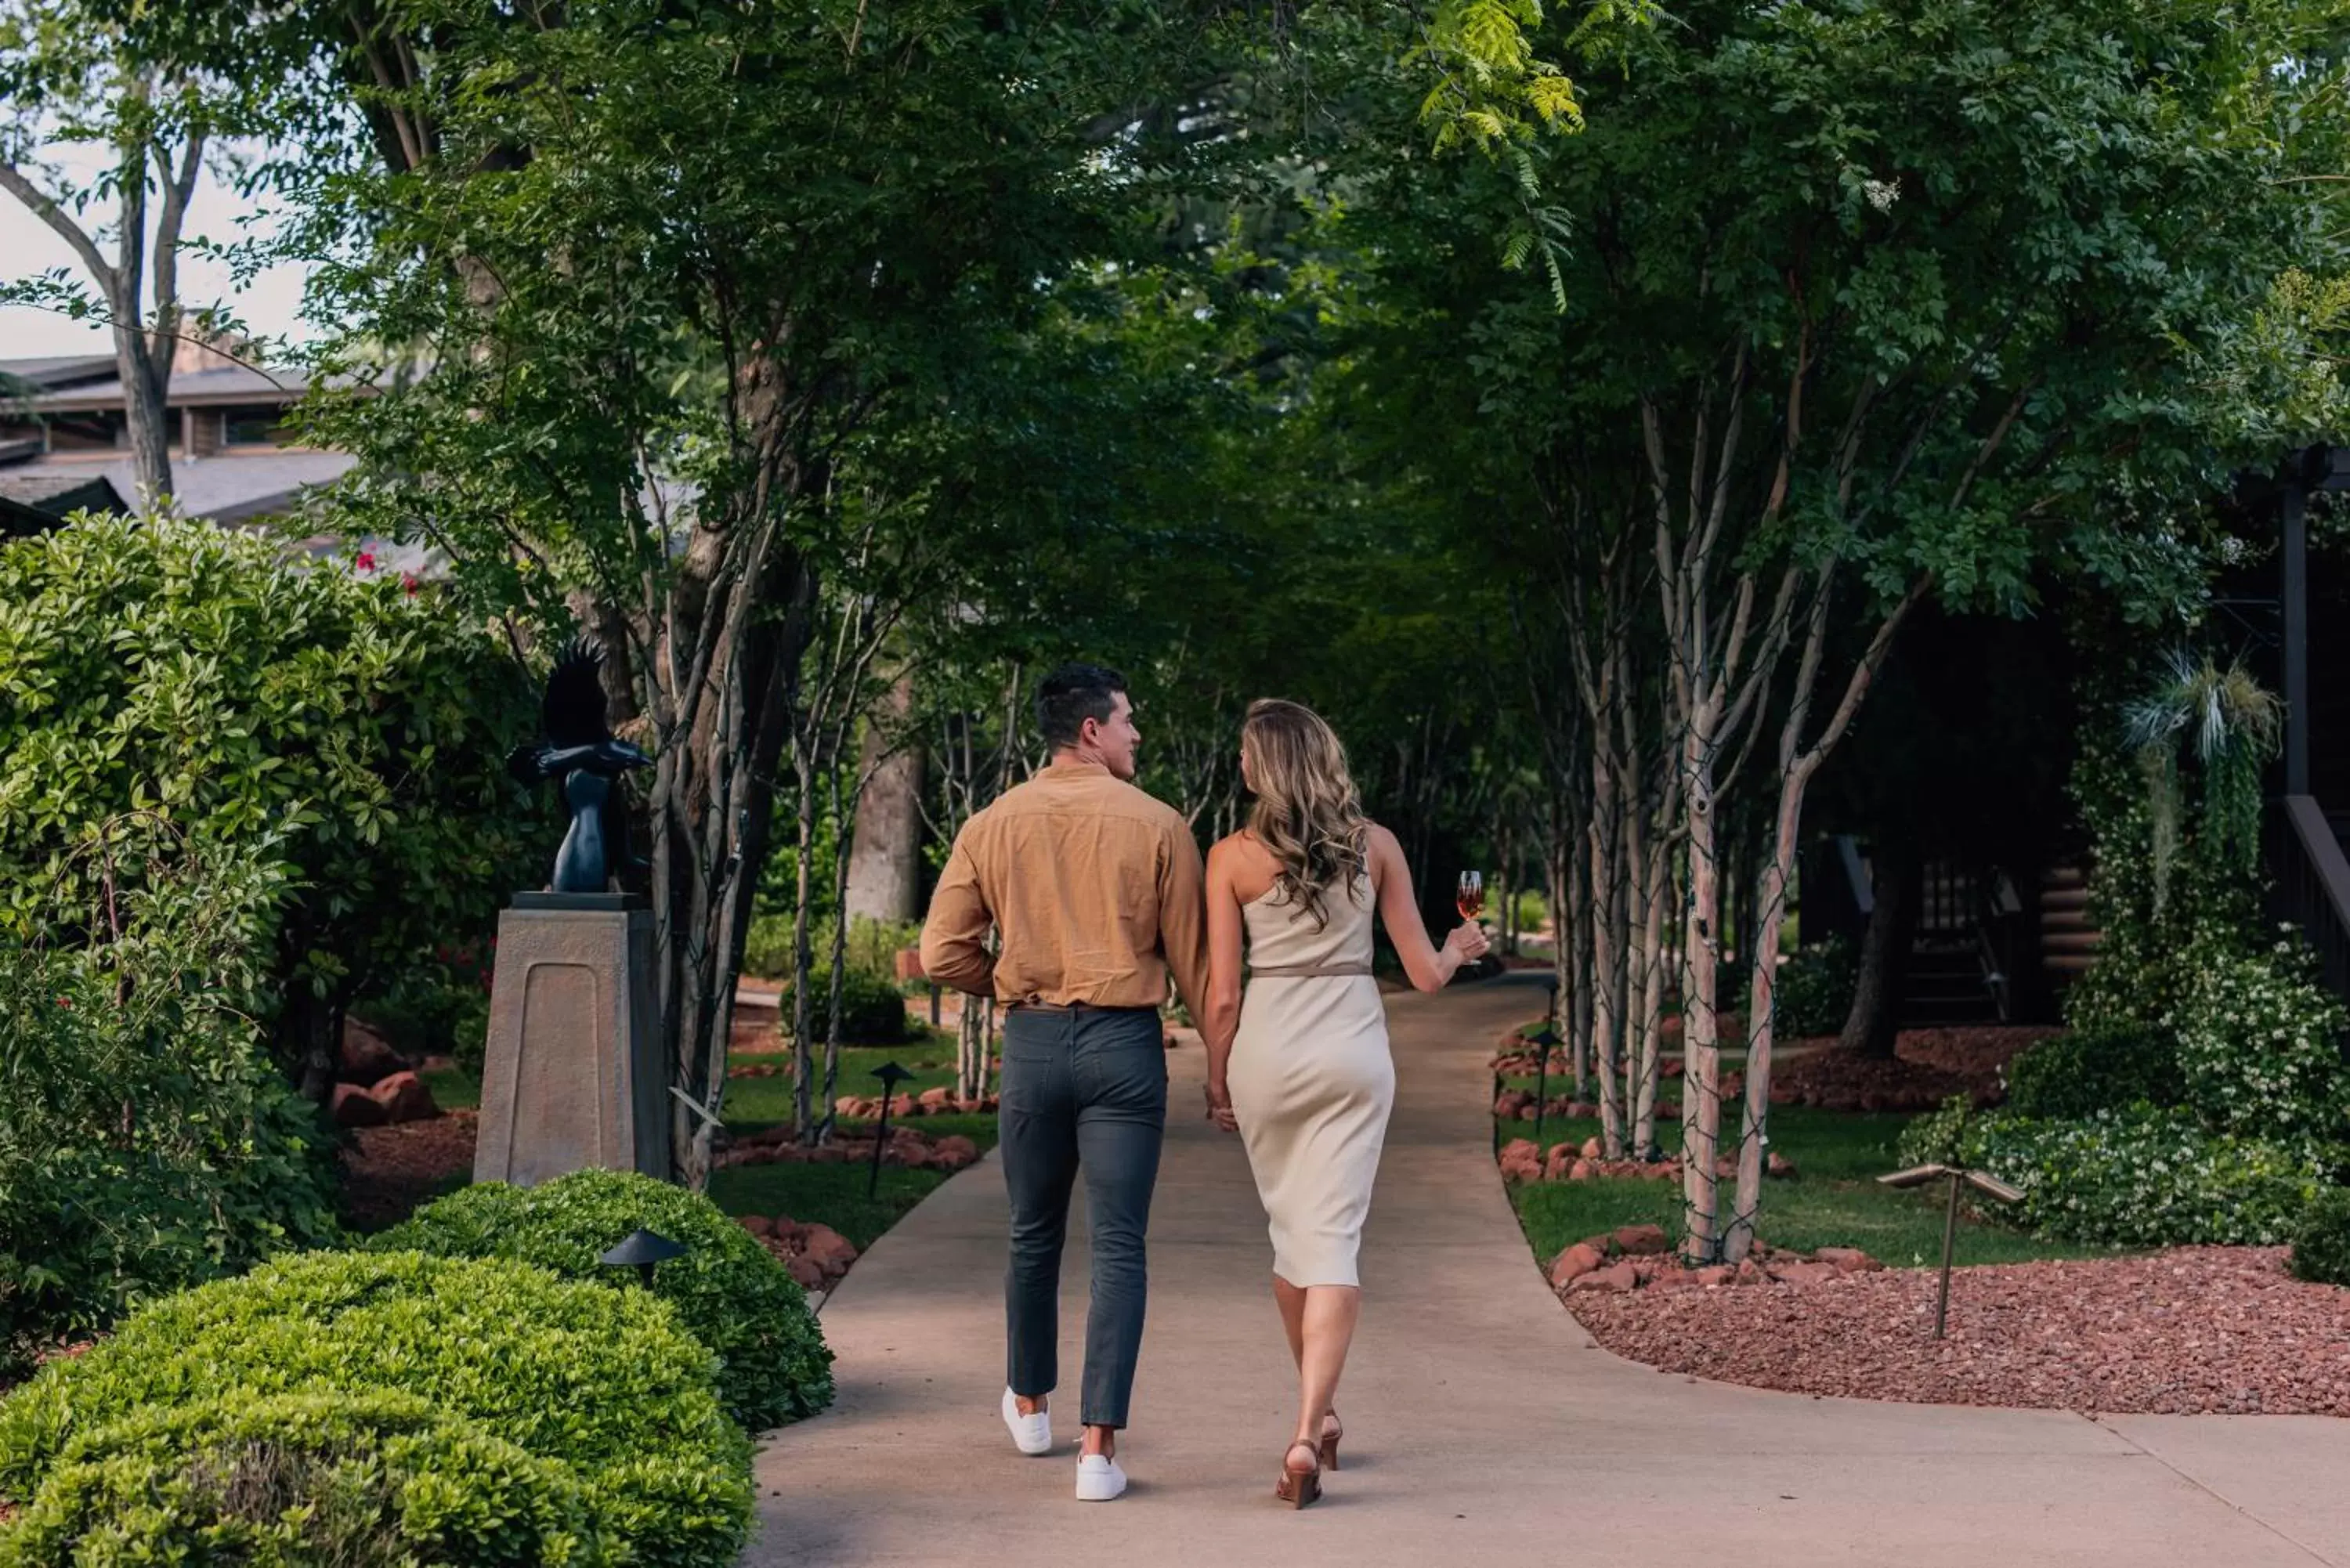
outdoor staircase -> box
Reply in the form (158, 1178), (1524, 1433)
(2037, 863), (2099, 993)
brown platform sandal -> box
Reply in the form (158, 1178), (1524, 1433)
(1274, 1440), (1322, 1509)
(1318, 1411), (1343, 1472)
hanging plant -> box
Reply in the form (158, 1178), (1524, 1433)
(2122, 651), (2283, 913)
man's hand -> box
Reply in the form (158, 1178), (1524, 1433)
(1203, 1078), (1238, 1133)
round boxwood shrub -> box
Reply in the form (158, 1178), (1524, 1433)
(2005, 1025), (2184, 1119)
(374, 1168), (833, 1430)
(1771, 936), (1856, 1039)
(0, 1251), (751, 1567)
(1, 1389), (597, 1566)
(2289, 1186), (2350, 1286)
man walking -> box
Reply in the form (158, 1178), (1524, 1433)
(920, 663), (1209, 1502)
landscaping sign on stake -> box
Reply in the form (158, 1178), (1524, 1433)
(1878, 1163), (2026, 1339)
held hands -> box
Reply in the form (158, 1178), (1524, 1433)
(1204, 1078), (1239, 1133)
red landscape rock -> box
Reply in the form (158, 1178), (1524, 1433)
(1580, 1136), (1603, 1159)
(785, 1255), (826, 1291)
(1549, 1242), (1607, 1289)
(337, 1019), (408, 1087)
(933, 1134), (981, 1171)
(1611, 1224), (1671, 1256)
(736, 1214), (776, 1238)
(1568, 1261), (1640, 1294)
(1693, 1264), (1735, 1288)
(801, 1223), (859, 1274)
(1767, 1151), (1797, 1178)
(917, 1086), (952, 1109)
(367, 1071), (439, 1125)
(1567, 1158), (1595, 1180)
(1814, 1247), (1882, 1274)
(1764, 1259), (1842, 1287)
(331, 1082), (389, 1129)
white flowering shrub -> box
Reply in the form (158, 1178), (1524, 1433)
(2168, 933), (2349, 1143)
(1900, 1100), (2336, 1247)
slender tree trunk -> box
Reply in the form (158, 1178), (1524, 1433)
(845, 674), (924, 923)
(1631, 815), (1672, 1158)
(789, 732), (822, 1140)
(1588, 742), (1626, 1157)
(1678, 710), (1727, 1261)
(1840, 836), (1916, 1057)
(821, 764), (855, 1139)
(1723, 579), (1924, 1261)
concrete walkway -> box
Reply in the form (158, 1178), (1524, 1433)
(749, 974), (2349, 1566)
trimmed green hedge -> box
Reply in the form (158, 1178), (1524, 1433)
(2290, 1187), (2350, 1286)
(0, 1389), (596, 1566)
(2004, 1026), (2183, 1120)
(374, 1168), (833, 1430)
(0, 1251), (751, 1567)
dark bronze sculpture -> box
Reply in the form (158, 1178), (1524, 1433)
(508, 640), (650, 894)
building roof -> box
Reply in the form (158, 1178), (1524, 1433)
(0, 450), (356, 525)
(0, 355), (119, 392)
(3, 362), (331, 413)
(0, 469), (128, 514)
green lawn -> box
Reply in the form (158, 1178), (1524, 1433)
(1499, 1096), (2111, 1270)
(708, 1161), (956, 1252)
(411, 1031), (998, 1251)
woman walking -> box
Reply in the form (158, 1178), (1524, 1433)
(1200, 699), (1488, 1507)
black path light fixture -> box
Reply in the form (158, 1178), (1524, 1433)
(1877, 1162), (2026, 1339)
(1528, 1021), (1563, 1148)
(599, 1227), (687, 1290)
(867, 1060), (916, 1198)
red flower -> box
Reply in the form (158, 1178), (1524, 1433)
(402, 573), (419, 597)
(355, 550), (377, 573)
(54, 995), (69, 1008)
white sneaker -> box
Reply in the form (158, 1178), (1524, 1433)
(1001, 1388), (1052, 1456)
(1075, 1452), (1128, 1502)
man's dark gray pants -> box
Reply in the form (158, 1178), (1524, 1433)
(998, 1003), (1167, 1430)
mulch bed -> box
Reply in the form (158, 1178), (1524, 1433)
(339, 1110), (480, 1231)
(1766, 1025), (2059, 1112)
(1567, 1246), (2350, 1415)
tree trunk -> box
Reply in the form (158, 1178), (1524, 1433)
(116, 320), (175, 509)
(1587, 742), (1626, 1157)
(660, 515), (819, 1190)
(844, 674), (924, 923)
(789, 731), (822, 1140)
(1678, 716), (1727, 1262)
(1839, 837), (1917, 1058)
(1723, 580), (1923, 1261)
(820, 764), (855, 1140)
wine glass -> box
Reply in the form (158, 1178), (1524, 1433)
(1455, 870), (1485, 923)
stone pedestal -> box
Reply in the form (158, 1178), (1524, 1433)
(474, 893), (670, 1187)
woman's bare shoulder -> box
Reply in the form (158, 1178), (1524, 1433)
(1212, 830), (1282, 901)
(1363, 821), (1401, 858)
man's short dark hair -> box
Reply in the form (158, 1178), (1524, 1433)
(1036, 663), (1129, 751)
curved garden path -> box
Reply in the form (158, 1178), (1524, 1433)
(747, 974), (2348, 1566)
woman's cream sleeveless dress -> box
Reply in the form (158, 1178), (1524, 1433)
(1227, 874), (1394, 1288)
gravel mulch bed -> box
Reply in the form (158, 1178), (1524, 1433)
(339, 1110), (478, 1231)
(1567, 1246), (2350, 1415)
(1766, 1025), (2059, 1112)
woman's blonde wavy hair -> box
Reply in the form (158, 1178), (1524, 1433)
(1242, 698), (1369, 930)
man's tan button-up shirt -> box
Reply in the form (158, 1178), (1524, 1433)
(919, 761), (1209, 1017)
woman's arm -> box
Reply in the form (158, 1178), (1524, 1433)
(1201, 837), (1246, 1129)
(1369, 824), (1488, 993)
